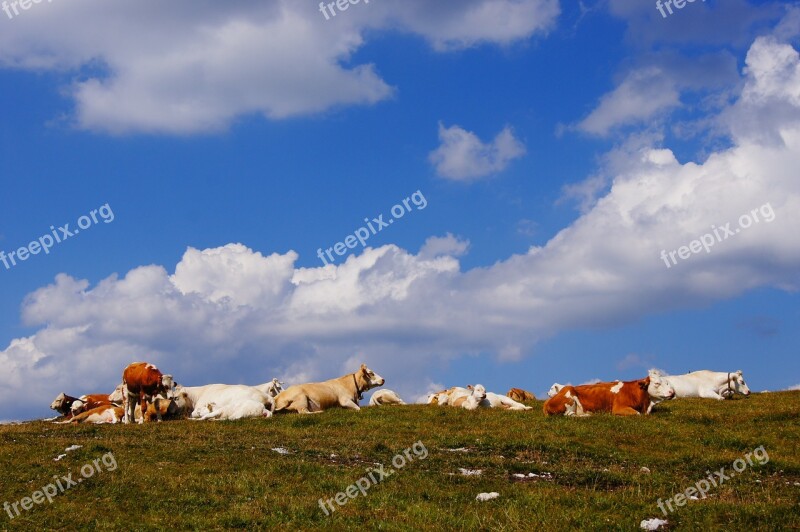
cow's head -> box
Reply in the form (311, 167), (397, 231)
(109, 384), (124, 404)
(170, 390), (192, 417)
(50, 392), (68, 412)
(548, 383), (564, 398)
(725, 370), (751, 397)
(643, 374), (675, 401)
(471, 384), (487, 402)
(359, 364), (385, 390)
(160, 374), (176, 397)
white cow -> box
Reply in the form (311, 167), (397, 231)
(548, 383), (565, 398)
(482, 392), (532, 410)
(458, 385), (487, 410)
(191, 400), (272, 421)
(176, 384), (275, 421)
(649, 369), (751, 400)
(369, 389), (406, 406)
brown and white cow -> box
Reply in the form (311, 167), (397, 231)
(543, 376), (675, 417)
(121, 362), (175, 424)
(70, 384), (125, 416)
(507, 388), (536, 402)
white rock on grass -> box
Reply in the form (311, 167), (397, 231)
(475, 492), (500, 502)
(640, 517), (668, 530)
(459, 468), (482, 476)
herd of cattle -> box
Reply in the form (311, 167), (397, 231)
(48, 361), (753, 424)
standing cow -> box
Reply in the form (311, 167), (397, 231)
(122, 362), (175, 424)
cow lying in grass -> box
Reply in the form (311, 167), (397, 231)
(649, 369), (751, 400)
(543, 375), (675, 417)
(430, 385), (532, 410)
(273, 364), (385, 414)
(191, 400), (272, 421)
(62, 394), (188, 424)
(507, 388), (536, 402)
(70, 384), (125, 416)
(369, 389), (406, 406)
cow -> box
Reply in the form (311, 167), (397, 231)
(273, 364), (385, 414)
(649, 369), (751, 400)
(50, 393), (79, 418)
(66, 405), (125, 424)
(70, 384), (126, 416)
(190, 400), (272, 421)
(176, 384), (275, 420)
(428, 386), (471, 406)
(483, 392), (532, 410)
(543, 375), (675, 417)
(450, 384), (486, 410)
(121, 362), (175, 424)
(547, 383), (565, 398)
(369, 389), (406, 406)
(447, 385), (531, 410)
(507, 388), (536, 402)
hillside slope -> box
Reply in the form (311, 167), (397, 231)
(1, 392), (799, 530)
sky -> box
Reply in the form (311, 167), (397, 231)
(0, 0), (798, 421)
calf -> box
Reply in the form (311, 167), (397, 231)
(122, 362), (175, 424)
(543, 376), (675, 417)
(507, 388), (536, 402)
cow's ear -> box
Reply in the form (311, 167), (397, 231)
(640, 377), (650, 390)
(736, 370), (743, 375)
(360, 363), (367, 371)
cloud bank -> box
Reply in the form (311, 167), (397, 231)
(0, 0), (559, 134)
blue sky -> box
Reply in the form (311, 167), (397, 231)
(1, 0), (798, 421)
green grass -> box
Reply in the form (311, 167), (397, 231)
(1, 392), (799, 530)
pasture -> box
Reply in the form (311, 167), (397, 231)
(1, 392), (798, 530)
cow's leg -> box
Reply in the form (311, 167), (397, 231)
(139, 395), (149, 424)
(698, 388), (724, 400)
(125, 390), (138, 425)
(338, 398), (361, 411)
(122, 384), (130, 424)
(612, 405), (641, 416)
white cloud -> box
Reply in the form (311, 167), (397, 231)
(577, 67), (680, 136)
(4, 35), (800, 420)
(0, 0), (558, 134)
(419, 234), (470, 259)
(429, 123), (526, 181)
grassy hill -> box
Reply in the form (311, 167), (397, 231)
(1, 392), (798, 530)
